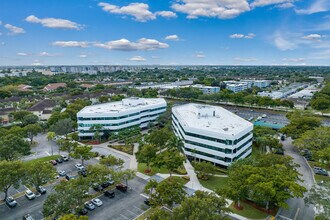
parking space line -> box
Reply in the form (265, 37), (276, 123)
(139, 193), (148, 198)
(120, 214), (129, 219)
(125, 209), (136, 215)
(45, 151), (50, 156)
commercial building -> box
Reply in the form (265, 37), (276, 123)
(224, 80), (271, 93)
(258, 83), (308, 99)
(191, 84), (220, 94)
(172, 103), (253, 167)
(77, 97), (167, 138)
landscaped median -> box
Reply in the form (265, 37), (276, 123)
(229, 200), (274, 219)
(24, 155), (60, 165)
(137, 163), (187, 176)
(108, 144), (134, 155)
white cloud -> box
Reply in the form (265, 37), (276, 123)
(25, 15), (82, 30)
(165, 34), (180, 41)
(4, 24), (25, 35)
(251, 0), (295, 8)
(129, 56), (146, 61)
(302, 34), (323, 41)
(195, 52), (205, 58)
(295, 0), (330, 15)
(276, 2), (295, 9)
(94, 38), (169, 51)
(230, 33), (256, 39)
(78, 54), (88, 58)
(282, 58), (306, 62)
(98, 2), (156, 22)
(31, 59), (43, 66)
(52, 41), (89, 48)
(234, 57), (258, 62)
(17, 52), (29, 56)
(155, 11), (177, 18)
(273, 32), (297, 50)
(39, 51), (61, 57)
(172, 0), (250, 19)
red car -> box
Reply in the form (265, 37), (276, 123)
(49, 160), (57, 166)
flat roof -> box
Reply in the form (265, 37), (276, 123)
(78, 97), (166, 115)
(173, 103), (252, 135)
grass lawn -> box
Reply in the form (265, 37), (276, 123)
(200, 176), (229, 191)
(135, 207), (160, 220)
(170, 176), (190, 185)
(229, 201), (270, 219)
(315, 174), (330, 183)
(138, 163), (187, 176)
(24, 155), (59, 165)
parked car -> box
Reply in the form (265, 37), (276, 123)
(77, 208), (88, 216)
(61, 155), (69, 161)
(5, 196), (17, 208)
(93, 184), (103, 192)
(313, 167), (329, 176)
(280, 135), (285, 141)
(104, 190), (115, 198)
(144, 199), (150, 206)
(84, 201), (95, 211)
(301, 149), (311, 156)
(56, 157), (63, 163)
(91, 198), (103, 207)
(22, 214), (34, 220)
(78, 170), (87, 177)
(101, 179), (114, 189)
(65, 174), (75, 181)
(36, 186), (47, 194)
(49, 160), (57, 166)
(274, 148), (284, 155)
(75, 163), (85, 170)
(25, 190), (36, 200)
(116, 183), (128, 192)
(58, 170), (66, 176)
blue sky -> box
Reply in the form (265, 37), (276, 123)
(0, 0), (329, 66)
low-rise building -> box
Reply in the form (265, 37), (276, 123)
(28, 99), (57, 120)
(172, 103), (253, 167)
(43, 83), (67, 92)
(77, 97), (167, 138)
(191, 84), (220, 94)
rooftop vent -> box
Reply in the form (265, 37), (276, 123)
(223, 128), (229, 131)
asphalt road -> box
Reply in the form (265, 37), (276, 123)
(276, 137), (315, 220)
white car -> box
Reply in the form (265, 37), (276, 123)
(75, 163), (85, 170)
(25, 190), (36, 200)
(91, 198), (103, 207)
(58, 170), (66, 176)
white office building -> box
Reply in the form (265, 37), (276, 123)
(172, 103), (253, 167)
(191, 84), (220, 94)
(77, 97), (167, 138)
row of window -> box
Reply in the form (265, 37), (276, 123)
(78, 119), (156, 134)
(172, 114), (252, 145)
(173, 121), (252, 155)
(233, 147), (251, 161)
(78, 112), (161, 128)
(77, 106), (166, 121)
(184, 147), (232, 162)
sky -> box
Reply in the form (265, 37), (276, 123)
(0, 0), (329, 66)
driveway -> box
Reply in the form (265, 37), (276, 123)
(276, 137), (315, 220)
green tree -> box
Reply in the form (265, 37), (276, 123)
(0, 160), (24, 200)
(50, 118), (73, 138)
(70, 145), (95, 165)
(172, 191), (229, 220)
(86, 164), (112, 185)
(281, 110), (321, 139)
(24, 124), (42, 144)
(43, 178), (90, 218)
(223, 154), (307, 210)
(100, 154), (124, 169)
(47, 131), (56, 155)
(23, 161), (56, 191)
(22, 114), (39, 125)
(305, 182), (330, 220)
(148, 177), (186, 208)
(136, 144), (157, 172)
(60, 140), (78, 159)
(154, 148), (185, 177)
(0, 134), (30, 160)
(145, 128), (173, 149)
(11, 110), (32, 121)
(192, 161), (216, 180)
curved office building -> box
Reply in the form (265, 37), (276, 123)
(77, 97), (167, 138)
(172, 103), (253, 167)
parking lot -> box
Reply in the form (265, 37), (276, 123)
(0, 155), (149, 220)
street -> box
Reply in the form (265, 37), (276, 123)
(276, 138), (315, 220)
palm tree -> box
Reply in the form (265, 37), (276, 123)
(89, 124), (104, 143)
